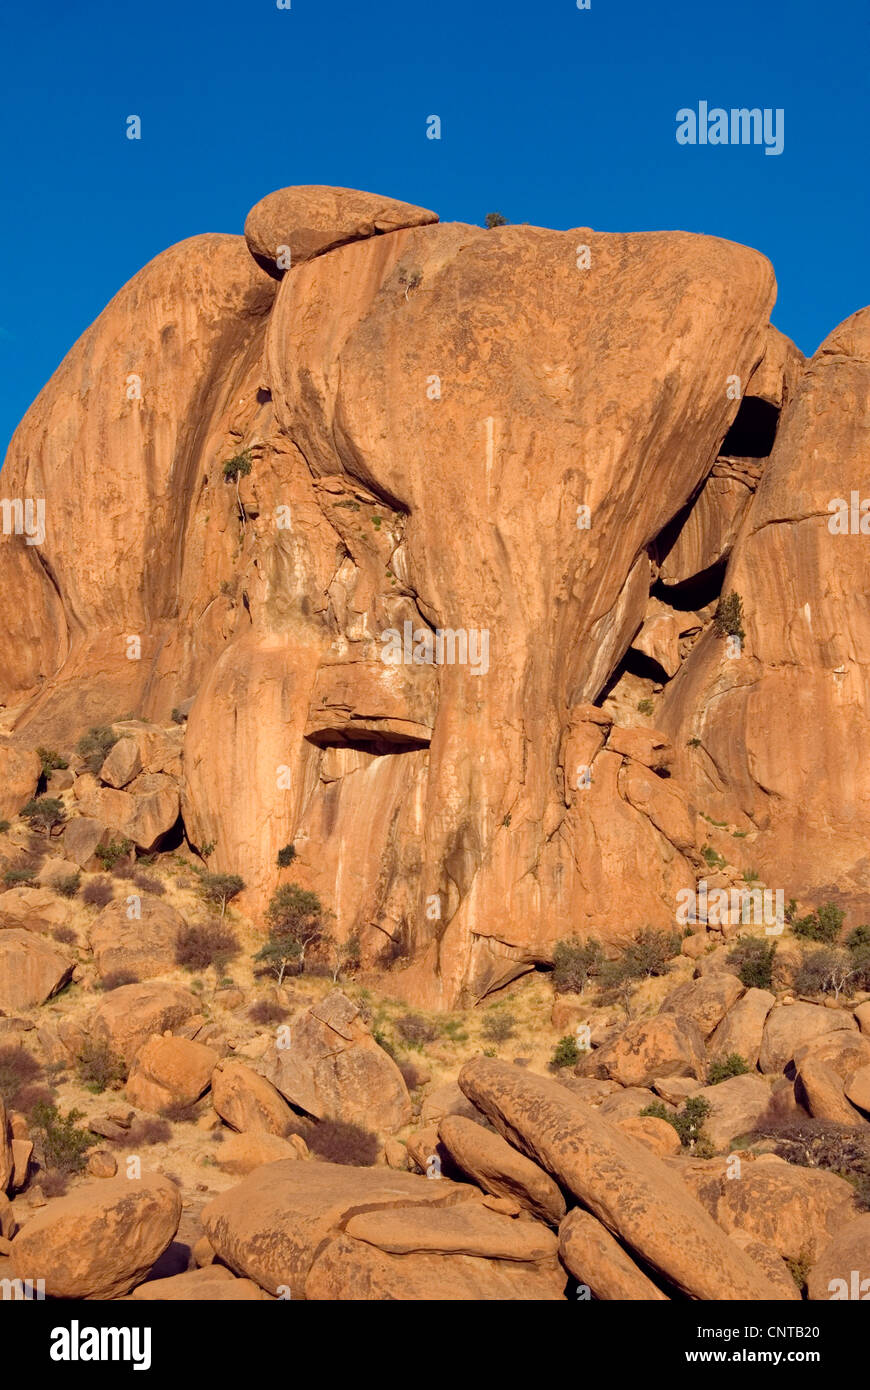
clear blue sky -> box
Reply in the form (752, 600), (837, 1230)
(1, 0), (867, 452)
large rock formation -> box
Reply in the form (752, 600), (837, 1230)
(1, 182), (867, 1008)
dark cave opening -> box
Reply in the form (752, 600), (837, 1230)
(721, 395), (780, 459)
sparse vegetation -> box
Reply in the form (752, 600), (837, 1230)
(641, 1095), (712, 1151)
(485, 211), (508, 228)
(56, 873), (81, 898)
(791, 901), (845, 944)
(176, 921), (240, 972)
(795, 946), (867, 1000)
(550, 1035), (581, 1069)
(701, 845), (726, 870)
(637, 698), (654, 715)
(303, 1118), (379, 1167)
(707, 1053), (751, 1085)
(728, 936), (777, 990)
(758, 1119), (870, 1210)
(37, 746), (69, 777)
(248, 999), (289, 1026)
(76, 1040), (126, 1093)
(276, 844), (296, 868)
(713, 591), (745, 641)
(552, 936), (603, 995)
(0, 1045), (43, 1108)
(19, 796), (65, 833)
(31, 1101), (92, 1175)
(395, 1013), (438, 1048)
(601, 928), (682, 985)
(4, 866), (38, 887)
(480, 1010), (516, 1043)
(95, 838), (134, 870)
(77, 725), (119, 774)
(82, 878), (114, 908)
(201, 871), (245, 920)
(255, 883), (330, 981)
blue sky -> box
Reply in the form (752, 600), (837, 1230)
(1, 0), (867, 451)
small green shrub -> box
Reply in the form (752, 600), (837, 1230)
(55, 873), (81, 898)
(222, 451), (252, 483)
(707, 1053), (751, 1085)
(701, 844), (726, 870)
(641, 1095), (712, 1148)
(480, 1011), (516, 1043)
(19, 797), (65, 832)
(77, 725), (119, 774)
(637, 698), (654, 715)
(550, 1035), (581, 1069)
(37, 747), (69, 776)
(792, 902), (845, 944)
(552, 936), (602, 994)
(76, 1040), (127, 1093)
(728, 936), (777, 990)
(276, 844), (296, 868)
(4, 867), (38, 887)
(485, 211), (507, 228)
(201, 872), (245, 919)
(31, 1102), (92, 1175)
(95, 838), (133, 870)
(713, 591), (745, 641)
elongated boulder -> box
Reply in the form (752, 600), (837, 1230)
(201, 1158), (475, 1298)
(211, 1059), (296, 1136)
(10, 1174), (181, 1299)
(438, 1114), (566, 1225)
(708, 987), (775, 1068)
(458, 1057), (782, 1300)
(244, 184), (439, 274)
(559, 1208), (668, 1300)
(305, 1231), (565, 1301)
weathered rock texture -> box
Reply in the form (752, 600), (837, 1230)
(2, 182), (867, 1007)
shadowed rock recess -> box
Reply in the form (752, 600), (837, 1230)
(1, 186), (869, 1303)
